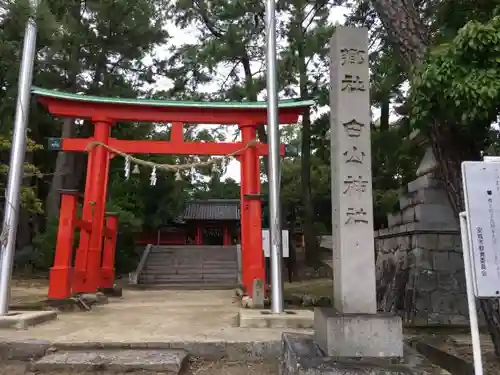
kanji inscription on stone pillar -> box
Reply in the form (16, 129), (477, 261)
(330, 27), (376, 314)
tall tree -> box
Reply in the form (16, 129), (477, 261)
(166, 0), (268, 147)
(368, 0), (500, 354)
(41, 0), (169, 217)
(279, 0), (334, 263)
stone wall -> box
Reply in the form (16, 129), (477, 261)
(375, 147), (469, 325)
(375, 223), (467, 325)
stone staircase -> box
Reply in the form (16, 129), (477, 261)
(138, 245), (239, 289)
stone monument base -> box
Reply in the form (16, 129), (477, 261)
(238, 308), (314, 329)
(314, 308), (403, 358)
(281, 333), (425, 375)
(0, 311), (57, 329)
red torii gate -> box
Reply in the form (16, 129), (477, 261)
(33, 87), (312, 300)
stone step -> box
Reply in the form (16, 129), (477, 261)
(140, 246), (238, 287)
(147, 251), (237, 257)
(152, 247), (237, 253)
(141, 268), (238, 275)
(148, 249), (237, 254)
(142, 272), (238, 278)
(140, 279), (239, 285)
(142, 269), (237, 276)
(398, 187), (448, 210)
(32, 349), (188, 374)
(388, 203), (456, 228)
(148, 251), (236, 256)
(153, 245), (236, 250)
(140, 273), (238, 279)
(140, 275), (238, 283)
(149, 250), (237, 256)
(141, 269), (238, 275)
(144, 262), (237, 268)
(138, 283), (238, 290)
(139, 278), (238, 285)
(140, 275), (237, 280)
(144, 265), (237, 272)
(146, 258), (237, 267)
(145, 260), (237, 267)
(146, 260), (237, 266)
(148, 254), (236, 259)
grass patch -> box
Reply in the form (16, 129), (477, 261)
(284, 278), (333, 299)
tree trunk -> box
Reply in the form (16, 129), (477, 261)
(380, 96), (390, 131)
(300, 110), (318, 264)
(45, 119), (79, 217)
(45, 1), (83, 218)
(297, 19), (318, 265)
(371, 0), (500, 355)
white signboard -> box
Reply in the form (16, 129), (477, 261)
(262, 229), (289, 258)
(462, 161), (500, 298)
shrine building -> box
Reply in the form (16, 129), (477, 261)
(135, 199), (241, 247)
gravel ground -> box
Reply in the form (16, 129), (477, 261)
(0, 359), (279, 375)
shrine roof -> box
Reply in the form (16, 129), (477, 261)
(31, 87), (314, 110)
(183, 199), (240, 221)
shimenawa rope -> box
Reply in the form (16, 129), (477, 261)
(84, 139), (258, 172)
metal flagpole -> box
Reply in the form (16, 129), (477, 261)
(265, 0), (284, 313)
(0, 0), (40, 315)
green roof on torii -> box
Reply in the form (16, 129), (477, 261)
(31, 86), (315, 110)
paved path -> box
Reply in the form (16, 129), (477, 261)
(1, 289), (311, 344)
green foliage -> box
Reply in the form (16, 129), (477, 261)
(30, 217), (60, 271)
(0, 134), (44, 214)
(192, 176), (240, 200)
(411, 14), (500, 149)
(371, 125), (421, 228)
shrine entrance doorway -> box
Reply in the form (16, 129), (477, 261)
(34, 87), (312, 301)
(203, 224), (224, 246)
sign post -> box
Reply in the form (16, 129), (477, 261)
(458, 212), (484, 375)
(460, 159), (500, 375)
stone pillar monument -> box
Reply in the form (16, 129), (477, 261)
(314, 27), (403, 358)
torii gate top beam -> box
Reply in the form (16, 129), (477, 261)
(32, 87), (313, 125)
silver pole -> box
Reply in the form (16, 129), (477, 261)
(0, 0), (39, 315)
(459, 212), (484, 375)
(265, 0), (284, 313)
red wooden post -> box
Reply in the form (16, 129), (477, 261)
(72, 149), (95, 292)
(83, 118), (111, 293)
(239, 154), (249, 286)
(196, 224), (202, 245)
(100, 213), (118, 289)
(48, 190), (79, 300)
(240, 124), (265, 297)
(170, 122), (183, 143)
(73, 149), (112, 292)
(223, 223), (230, 246)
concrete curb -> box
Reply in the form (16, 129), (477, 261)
(409, 339), (474, 375)
(0, 338), (281, 362)
(31, 349), (189, 374)
(0, 339), (52, 361)
(52, 340), (282, 361)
